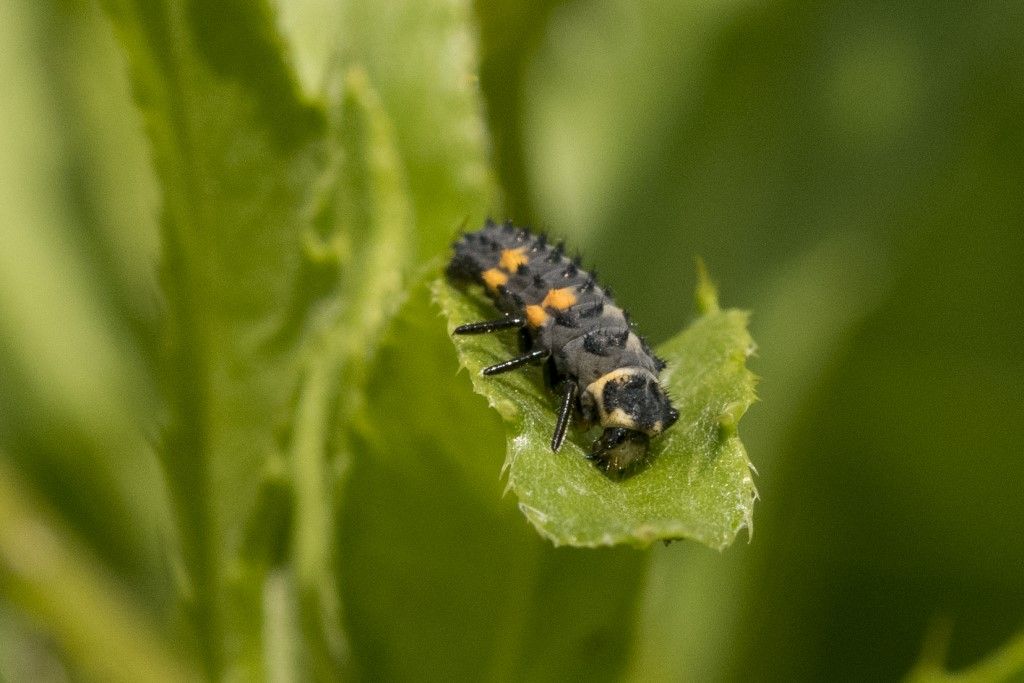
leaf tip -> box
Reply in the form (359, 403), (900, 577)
(695, 257), (720, 314)
(716, 401), (745, 438)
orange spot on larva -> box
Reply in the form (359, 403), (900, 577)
(499, 247), (529, 271)
(482, 268), (509, 291)
(542, 287), (577, 310)
(525, 305), (548, 327)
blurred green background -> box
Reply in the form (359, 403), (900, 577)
(1, 0), (1022, 680)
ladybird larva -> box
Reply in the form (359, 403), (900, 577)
(446, 219), (678, 475)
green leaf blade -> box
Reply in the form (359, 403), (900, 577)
(338, 0), (496, 259)
(435, 276), (757, 549)
(102, 0), (333, 677)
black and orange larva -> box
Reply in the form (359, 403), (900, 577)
(447, 219), (679, 475)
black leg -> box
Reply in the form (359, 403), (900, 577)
(482, 349), (548, 376)
(542, 355), (559, 390)
(518, 326), (533, 353)
(550, 381), (578, 452)
(454, 315), (525, 335)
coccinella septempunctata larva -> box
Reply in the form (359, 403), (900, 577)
(447, 219), (678, 475)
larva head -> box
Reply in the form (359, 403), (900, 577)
(583, 368), (679, 474)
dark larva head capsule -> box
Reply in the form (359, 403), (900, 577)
(598, 369), (678, 434)
(581, 367), (679, 474)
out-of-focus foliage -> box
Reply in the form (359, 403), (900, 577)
(480, 1), (1024, 679)
(2, 0), (1023, 681)
(908, 620), (1024, 683)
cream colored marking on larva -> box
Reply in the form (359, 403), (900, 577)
(541, 287), (577, 310)
(606, 409), (663, 435)
(481, 268), (508, 292)
(584, 367), (661, 430)
(499, 246), (529, 271)
(525, 304), (548, 327)
(584, 367), (647, 398)
(604, 408), (640, 432)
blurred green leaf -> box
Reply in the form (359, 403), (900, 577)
(0, 0), (166, 594)
(338, 0), (496, 259)
(102, 0), (496, 677)
(522, 0), (752, 244)
(286, 66), (416, 676)
(908, 621), (1024, 683)
(473, 0), (566, 224)
(435, 269), (757, 549)
(101, 0), (333, 676)
(0, 459), (191, 682)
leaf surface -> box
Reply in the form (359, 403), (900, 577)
(102, 0), (334, 676)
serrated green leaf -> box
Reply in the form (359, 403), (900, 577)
(101, 0), (333, 677)
(435, 272), (757, 549)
